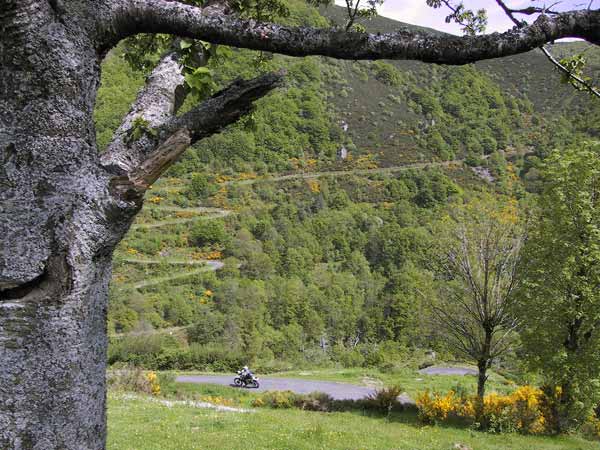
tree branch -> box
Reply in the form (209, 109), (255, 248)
(164, 70), (285, 142)
(101, 51), (187, 173)
(104, 0), (600, 65)
(106, 71), (284, 200)
(492, 1), (600, 99)
(495, 0), (522, 27)
(541, 45), (600, 98)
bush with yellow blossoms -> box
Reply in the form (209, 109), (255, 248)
(146, 371), (161, 396)
(416, 385), (555, 434)
(416, 390), (458, 423)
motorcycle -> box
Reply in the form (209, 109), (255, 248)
(234, 370), (260, 388)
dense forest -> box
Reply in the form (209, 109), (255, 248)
(98, 1), (600, 379)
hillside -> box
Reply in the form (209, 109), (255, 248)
(97, 1), (600, 373)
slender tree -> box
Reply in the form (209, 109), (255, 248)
(1, 1), (599, 448)
(430, 197), (525, 399)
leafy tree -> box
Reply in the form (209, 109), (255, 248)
(188, 309), (226, 345)
(191, 220), (229, 247)
(514, 144), (600, 431)
(187, 173), (214, 200)
(372, 61), (403, 86)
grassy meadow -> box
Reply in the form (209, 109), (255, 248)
(107, 391), (598, 450)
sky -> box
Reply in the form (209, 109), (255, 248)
(335, 0), (594, 35)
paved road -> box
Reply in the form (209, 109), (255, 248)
(418, 366), (477, 376)
(176, 374), (413, 403)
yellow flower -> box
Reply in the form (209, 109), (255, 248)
(146, 371), (161, 396)
(307, 179), (320, 193)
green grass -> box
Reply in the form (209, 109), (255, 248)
(163, 382), (259, 408)
(107, 392), (598, 450)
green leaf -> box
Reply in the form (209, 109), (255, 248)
(180, 40), (193, 50)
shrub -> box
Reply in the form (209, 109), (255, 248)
(334, 348), (365, 368)
(295, 392), (334, 412)
(372, 61), (402, 86)
(146, 371), (161, 396)
(416, 390), (458, 424)
(107, 366), (160, 396)
(252, 390), (334, 412)
(191, 220), (229, 247)
(108, 333), (182, 366)
(416, 385), (554, 434)
(252, 390), (298, 409)
(186, 173), (216, 200)
(366, 385), (405, 414)
(581, 416), (600, 441)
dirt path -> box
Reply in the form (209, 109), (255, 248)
(122, 205), (230, 290)
(176, 374), (413, 403)
(156, 161), (462, 193)
(223, 160), (461, 186)
(134, 161), (460, 230)
(124, 261), (224, 290)
(132, 206), (232, 230)
(122, 258), (212, 266)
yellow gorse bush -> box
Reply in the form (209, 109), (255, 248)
(416, 385), (553, 434)
(237, 172), (257, 181)
(307, 179), (320, 193)
(415, 390), (457, 422)
(215, 175), (232, 183)
(191, 250), (223, 260)
(146, 371), (160, 396)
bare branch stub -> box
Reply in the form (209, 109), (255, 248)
(130, 127), (192, 190)
(106, 71), (285, 202)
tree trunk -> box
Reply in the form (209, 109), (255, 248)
(0, 3), (133, 448)
(477, 328), (493, 400)
(477, 359), (488, 399)
(0, 4), (281, 448)
(0, 257), (113, 449)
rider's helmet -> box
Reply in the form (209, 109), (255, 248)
(243, 366), (248, 370)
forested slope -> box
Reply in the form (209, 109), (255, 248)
(97, 2), (600, 372)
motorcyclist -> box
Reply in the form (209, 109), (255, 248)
(239, 365), (253, 382)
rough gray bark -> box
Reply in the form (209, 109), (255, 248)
(0, 0), (598, 449)
(0, 3), (279, 449)
(101, 51), (187, 173)
(1, 2), (128, 449)
(105, 0), (600, 64)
